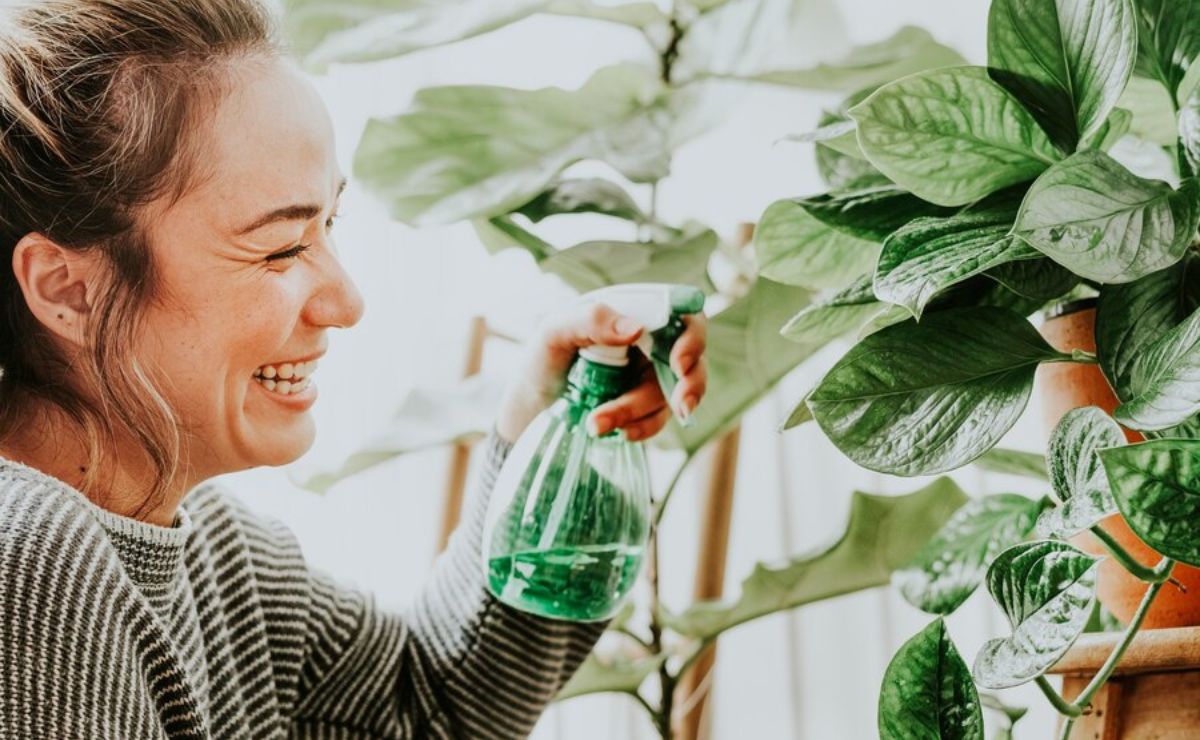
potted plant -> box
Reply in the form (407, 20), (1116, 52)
(760, 0), (1200, 735)
(279, 0), (971, 736)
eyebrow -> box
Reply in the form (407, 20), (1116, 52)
(235, 176), (348, 236)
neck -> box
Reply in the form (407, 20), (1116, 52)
(0, 402), (195, 527)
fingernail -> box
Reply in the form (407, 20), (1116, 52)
(614, 317), (642, 337)
(678, 394), (697, 422)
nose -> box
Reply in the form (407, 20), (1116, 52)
(305, 244), (365, 329)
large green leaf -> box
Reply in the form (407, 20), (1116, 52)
(1114, 304), (1200, 431)
(1013, 150), (1200, 283)
(808, 307), (1068, 476)
(1135, 0), (1200, 101)
(779, 274), (896, 345)
(754, 199), (880, 290)
(984, 257), (1078, 303)
(879, 619), (984, 740)
(897, 494), (1047, 616)
(973, 541), (1100, 688)
(1102, 439), (1200, 566)
(556, 650), (667, 701)
(295, 374), (504, 493)
(747, 25), (966, 90)
(539, 229), (719, 294)
(1181, 84), (1200, 179)
(543, 0), (669, 29)
(515, 178), (647, 224)
(795, 185), (954, 242)
(874, 199), (1033, 319)
(973, 448), (1049, 479)
(354, 64), (672, 226)
(987, 0), (1137, 151)
(849, 66), (1061, 207)
(663, 478), (969, 640)
(1036, 407), (1125, 538)
(1096, 252), (1200, 400)
(656, 279), (815, 455)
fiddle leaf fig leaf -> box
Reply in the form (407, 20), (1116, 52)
(1035, 407), (1125, 538)
(755, 199), (881, 290)
(1096, 252), (1200, 401)
(1134, 0), (1200, 102)
(1102, 439), (1200, 567)
(878, 619), (984, 740)
(795, 185), (954, 242)
(354, 64), (672, 226)
(808, 306), (1068, 476)
(973, 541), (1100, 689)
(1114, 305), (1200, 432)
(556, 650), (668, 701)
(1013, 150), (1200, 283)
(987, 0), (1137, 151)
(848, 66), (1061, 207)
(663, 478), (969, 641)
(896, 494), (1048, 616)
(973, 448), (1049, 479)
(282, 0), (550, 71)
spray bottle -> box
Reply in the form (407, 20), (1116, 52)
(481, 283), (705, 622)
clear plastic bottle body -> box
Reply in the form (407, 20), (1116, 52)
(482, 359), (651, 621)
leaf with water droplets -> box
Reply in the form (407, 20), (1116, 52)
(1036, 406), (1125, 537)
(897, 494), (1048, 615)
(879, 619), (984, 740)
(973, 541), (1100, 688)
(1102, 439), (1200, 567)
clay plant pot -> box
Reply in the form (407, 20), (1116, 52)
(1037, 300), (1200, 628)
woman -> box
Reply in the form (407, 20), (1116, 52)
(0, 1), (708, 738)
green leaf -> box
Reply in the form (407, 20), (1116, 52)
(1036, 407), (1125, 538)
(1114, 304), (1200, 431)
(556, 650), (667, 701)
(663, 478), (969, 640)
(780, 275), (890, 345)
(543, 0), (669, 29)
(354, 64), (671, 226)
(897, 494), (1047, 616)
(539, 228), (719, 294)
(748, 25), (966, 91)
(1180, 85), (1200, 179)
(849, 66), (1062, 207)
(656, 279), (815, 455)
(1096, 252), (1200, 401)
(987, 0), (1137, 150)
(1117, 75), (1181, 146)
(754, 199), (881, 290)
(973, 448), (1049, 479)
(874, 201), (1030, 319)
(973, 541), (1100, 688)
(796, 185), (955, 242)
(1134, 0), (1200, 101)
(1102, 438), (1200, 566)
(984, 257), (1079, 303)
(1013, 150), (1200, 283)
(1080, 107), (1134, 152)
(515, 178), (646, 223)
(780, 394), (813, 430)
(808, 307), (1067, 476)
(295, 375), (503, 493)
(879, 619), (985, 740)
(283, 0), (549, 71)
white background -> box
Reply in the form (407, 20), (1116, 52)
(226, 1), (1063, 737)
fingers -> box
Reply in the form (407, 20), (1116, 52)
(670, 314), (707, 376)
(617, 405), (672, 442)
(540, 302), (645, 365)
(670, 355), (707, 420)
(588, 370), (666, 437)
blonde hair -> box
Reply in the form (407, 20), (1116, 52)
(0, 0), (280, 514)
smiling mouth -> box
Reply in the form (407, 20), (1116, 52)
(253, 359), (317, 396)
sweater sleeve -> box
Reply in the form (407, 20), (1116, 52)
(289, 428), (610, 739)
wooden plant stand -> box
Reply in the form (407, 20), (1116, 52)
(1047, 627), (1200, 738)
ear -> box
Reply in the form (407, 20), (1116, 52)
(11, 232), (101, 348)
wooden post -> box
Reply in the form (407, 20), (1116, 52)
(675, 223), (753, 740)
(436, 316), (489, 555)
(1047, 626), (1200, 739)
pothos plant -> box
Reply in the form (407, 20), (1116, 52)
(757, 0), (1200, 736)
(279, 0), (982, 736)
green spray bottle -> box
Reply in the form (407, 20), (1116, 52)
(482, 283), (706, 622)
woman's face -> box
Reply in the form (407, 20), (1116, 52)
(139, 57), (364, 477)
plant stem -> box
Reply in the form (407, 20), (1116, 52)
(1036, 676), (1082, 717)
(1059, 717), (1076, 740)
(1090, 526), (1171, 583)
(1069, 559), (1174, 711)
(646, 518), (674, 739)
(1068, 349), (1099, 364)
(653, 455), (692, 525)
(631, 690), (658, 723)
(659, 4), (684, 86)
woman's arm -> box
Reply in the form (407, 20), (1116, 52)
(289, 428), (606, 739)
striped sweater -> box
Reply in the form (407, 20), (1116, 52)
(0, 430), (608, 739)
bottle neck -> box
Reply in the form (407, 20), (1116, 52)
(564, 356), (634, 414)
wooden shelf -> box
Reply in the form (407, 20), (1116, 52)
(1048, 626), (1200, 678)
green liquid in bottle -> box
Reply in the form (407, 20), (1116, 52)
(487, 544), (644, 621)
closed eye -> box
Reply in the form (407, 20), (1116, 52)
(266, 243), (310, 262)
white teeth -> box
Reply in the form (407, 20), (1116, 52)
(275, 379), (292, 394)
(262, 365), (276, 379)
(255, 359), (318, 381)
(278, 363), (295, 380)
(263, 378), (276, 391)
(253, 374), (312, 395)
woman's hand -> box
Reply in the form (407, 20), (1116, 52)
(496, 301), (708, 444)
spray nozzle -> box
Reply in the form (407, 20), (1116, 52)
(577, 283), (706, 426)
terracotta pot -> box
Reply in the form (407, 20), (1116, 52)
(1037, 301), (1200, 628)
